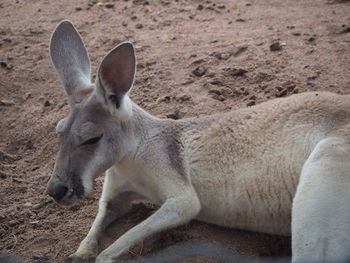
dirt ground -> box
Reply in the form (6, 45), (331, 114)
(0, 0), (349, 262)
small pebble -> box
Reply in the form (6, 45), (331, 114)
(340, 26), (350, 34)
(192, 66), (207, 77)
(176, 94), (191, 102)
(166, 110), (182, 120)
(156, 95), (171, 103)
(24, 202), (33, 207)
(136, 23), (143, 29)
(105, 3), (114, 8)
(229, 68), (248, 77)
(0, 171), (8, 179)
(0, 61), (13, 70)
(276, 88), (288, 97)
(246, 101), (255, 106)
(269, 42), (282, 51)
(24, 92), (32, 101)
(0, 99), (15, 106)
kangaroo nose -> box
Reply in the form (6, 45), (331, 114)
(47, 182), (68, 201)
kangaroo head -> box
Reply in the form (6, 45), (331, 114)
(47, 21), (136, 204)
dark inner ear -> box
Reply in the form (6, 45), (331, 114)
(98, 42), (135, 109)
(108, 94), (122, 109)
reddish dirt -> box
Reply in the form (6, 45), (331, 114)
(0, 0), (349, 262)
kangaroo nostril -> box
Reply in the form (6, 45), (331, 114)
(48, 182), (68, 201)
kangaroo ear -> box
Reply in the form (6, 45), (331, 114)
(50, 20), (91, 98)
(96, 42), (136, 119)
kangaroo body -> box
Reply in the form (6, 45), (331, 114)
(114, 92), (350, 236)
(47, 21), (350, 263)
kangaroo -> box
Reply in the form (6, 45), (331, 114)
(46, 20), (350, 263)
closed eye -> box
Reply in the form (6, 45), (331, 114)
(81, 134), (103, 146)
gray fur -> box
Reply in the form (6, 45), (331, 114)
(97, 42), (136, 109)
(165, 125), (186, 181)
(50, 21), (91, 98)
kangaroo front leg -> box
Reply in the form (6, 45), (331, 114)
(71, 170), (140, 259)
(95, 190), (201, 263)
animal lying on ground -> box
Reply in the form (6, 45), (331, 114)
(46, 20), (350, 263)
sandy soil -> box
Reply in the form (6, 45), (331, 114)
(0, 0), (349, 262)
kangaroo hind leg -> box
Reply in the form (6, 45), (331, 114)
(292, 137), (350, 263)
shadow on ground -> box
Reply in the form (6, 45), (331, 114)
(2, 240), (291, 263)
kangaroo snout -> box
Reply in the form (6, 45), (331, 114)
(47, 180), (69, 201)
(47, 171), (87, 204)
